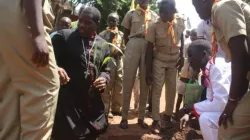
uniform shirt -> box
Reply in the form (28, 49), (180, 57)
(183, 37), (191, 58)
(197, 20), (213, 42)
(121, 9), (158, 38)
(197, 20), (225, 57)
(193, 57), (231, 117)
(212, 0), (250, 62)
(43, 0), (55, 33)
(145, 15), (185, 62)
(99, 30), (125, 52)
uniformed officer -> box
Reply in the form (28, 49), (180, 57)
(192, 0), (250, 139)
(145, 0), (185, 134)
(120, 0), (158, 129)
(0, 0), (60, 139)
(99, 12), (124, 118)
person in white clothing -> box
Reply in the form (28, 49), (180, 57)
(197, 20), (224, 57)
(196, 20), (226, 102)
(197, 20), (212, 42)
(178, 40), (231, 140)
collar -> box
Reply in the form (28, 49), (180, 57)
(136, 5), (150, 13)
(106, 27), (119, 34)
(202, 58), (214, 75)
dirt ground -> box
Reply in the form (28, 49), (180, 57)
(99, 86), (203, 140)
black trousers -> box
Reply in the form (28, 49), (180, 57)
(200, 75), (207, 101)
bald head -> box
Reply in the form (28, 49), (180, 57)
(58, 17), (72, 30)
(108, 13), (119, 21)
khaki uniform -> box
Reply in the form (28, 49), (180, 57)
(0, 0), (60, 140)
(133, 69), (140, 111)
(99, 30), (124, 112)
(211, 0), (250, 139)
(121, 9), (158, 120)
(145, 15), (185, 120)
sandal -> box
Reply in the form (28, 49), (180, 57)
(138, 119), (149, 129)
(120, 119), (128, 129)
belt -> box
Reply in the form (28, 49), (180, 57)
(130, 35), (145, 39)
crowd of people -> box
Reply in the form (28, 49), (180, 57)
(0, 0), (249, 140)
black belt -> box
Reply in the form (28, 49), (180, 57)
(131, 35), (145, 39)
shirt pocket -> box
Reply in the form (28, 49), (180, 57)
(131, 15), (143, 34)
(156, 30), (167, 47)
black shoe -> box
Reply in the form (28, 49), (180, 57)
(120, 119), (128, 129)
(151, 120), (161, 134)
(138, 119), (149, 129)
(111, 111), (122, 116)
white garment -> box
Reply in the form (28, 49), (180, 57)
(197, 20), (225, 57)
(193, 57), (231, 140)
(199, 112), (221, 140)
(183, 37), (191, 58)
(197, 20), (213, 42)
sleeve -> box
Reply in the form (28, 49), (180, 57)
(180, 17), (186, 33)
(197, 21), (205, 39)
(151, 11), (159, 22)
(145, 23), (156, 43)
(51, 34), (67, 67)
(213, 1), (247, 44)
(119, 31), (126, 52)
(99, 43), (112, 83)
(121, 11), (133, 30)
(193, 64), (231, 117)
(99, 31), (106, 40)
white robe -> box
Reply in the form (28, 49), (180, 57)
(193, 57), (231, 140)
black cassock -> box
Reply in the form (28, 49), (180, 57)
(51, 29), (112, 140)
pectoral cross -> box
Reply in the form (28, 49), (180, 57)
(84, 70), (90, 79)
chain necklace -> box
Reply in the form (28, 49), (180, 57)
(80, 38), (96, 79)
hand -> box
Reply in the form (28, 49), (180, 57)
(146, 72), (153, 86)
(219, 101), (238, 129)
(32, 35), (50, 68)
(177, 104), (193, 120)
(93, 77), (107, 91)
(180, 114), (190, 130)
(58, 67), (70, 85)
(176, 56), (184, 71)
